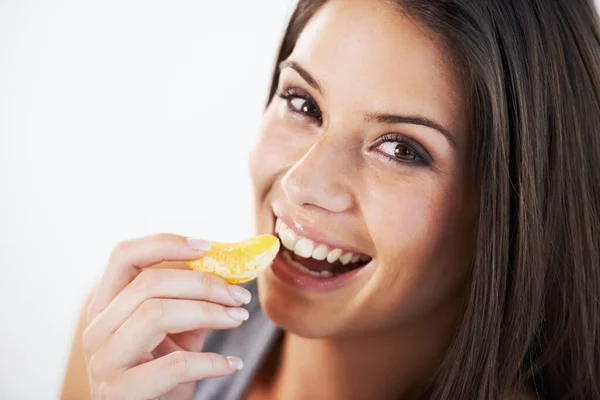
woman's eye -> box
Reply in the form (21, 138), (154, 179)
(289, 97), (322, 120)
(373, 135), (432, 167)
(278, 89), (322, 121)
(290, 97), (320, 118)
(378, 141), (417, 161)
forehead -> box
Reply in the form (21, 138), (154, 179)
(289, 0), (467, 141)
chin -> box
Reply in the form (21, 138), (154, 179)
(256, 271), (347, 338)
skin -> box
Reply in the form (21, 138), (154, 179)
(61, 1), (482, 399)
(248, 1), (477, 399)
(75, 236), (251, 400)
(250, 1), (476, 399)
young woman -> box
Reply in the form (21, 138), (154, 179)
(62, 1), (600, 399)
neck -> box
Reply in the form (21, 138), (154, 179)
(265, 301), (462, 400)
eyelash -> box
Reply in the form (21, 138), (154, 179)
(276, 86), (431, 167)
(277, 87), (323, 123)
(373, 133), (432, 167)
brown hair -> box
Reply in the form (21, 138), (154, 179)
(266, 1), (600, 399)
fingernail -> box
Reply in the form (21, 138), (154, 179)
(229, 285), (252, 304)
(227, 356), (244, 370)
(227, 307), (249, 321)
(186, 237), (212, 251)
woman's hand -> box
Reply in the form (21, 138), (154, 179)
(82, 233), (251, 400)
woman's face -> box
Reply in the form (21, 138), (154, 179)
(249, 0), (477, 338)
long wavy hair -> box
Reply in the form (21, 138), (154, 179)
(265, 1), (600, 399)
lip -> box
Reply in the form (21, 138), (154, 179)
(272, 205), (370, 256)
(269, 249), (366, 292)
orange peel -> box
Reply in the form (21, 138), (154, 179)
(185, 234), (280, 284)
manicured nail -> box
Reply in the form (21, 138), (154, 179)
(227, 307), (249, 321)
(186, 237), (212, 251)
(229, 285), (252, 304)
(227, 356), (244, 370)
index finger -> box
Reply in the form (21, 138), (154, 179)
(87, 233), (211, 323)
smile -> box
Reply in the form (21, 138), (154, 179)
(273, 216), (372, 280)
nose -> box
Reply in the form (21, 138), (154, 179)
(280, 135), (354, 214)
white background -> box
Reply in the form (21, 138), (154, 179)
(0, 1), (292, 398)
(2, 1), (600, 399)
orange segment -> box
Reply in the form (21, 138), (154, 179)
(185, 234), (280, 284)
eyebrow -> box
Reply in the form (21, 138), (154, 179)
(279, 60), (456, 147)
(364, 112), (457, 147)
(279, 60), (324, 95)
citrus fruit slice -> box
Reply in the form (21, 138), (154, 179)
(185, 234), (280, 284)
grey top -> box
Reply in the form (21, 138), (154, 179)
(193, 281), (281, 400)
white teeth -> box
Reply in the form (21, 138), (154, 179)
(275, 217), (369, 266)
(294, 237), (315, 258)
(326, 248), (342, 263)
(339, 252), (353, 265)
(280, 226), (298, 251)
(312, 244), (329, 261)
(282, 250), (332, 278)
(282, 250), (316, 276)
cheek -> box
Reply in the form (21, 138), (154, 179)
(361, 178), (474, 317)
(249, 107), (286, 199)
(248, 104), (314, 199)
